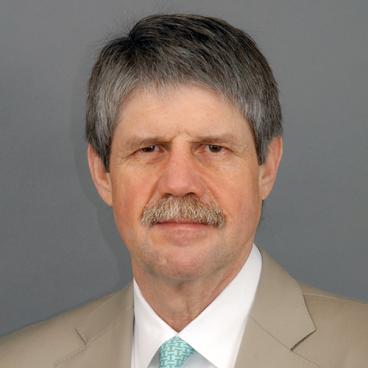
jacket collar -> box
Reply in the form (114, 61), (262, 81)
(234, 249), (318, 367)
(56, 284), (133, 368)
(75, 284), (133, 345)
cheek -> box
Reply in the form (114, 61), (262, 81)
(223, 192), (261, 250)
(220, 174), (262, 226)
(110, 175), (148, 229)
(227, 193), (260, 224)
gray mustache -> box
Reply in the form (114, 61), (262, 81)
(141, 195), (225, 228)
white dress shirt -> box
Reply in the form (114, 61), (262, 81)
(131, 244), (262, 368)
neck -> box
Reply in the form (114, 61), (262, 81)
(133, 246), (252, 332)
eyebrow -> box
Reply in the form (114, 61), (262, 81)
(192, 134), (240, 145)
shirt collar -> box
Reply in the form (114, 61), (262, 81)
(133, 244), (262, 368)
(133, 280), (176, 368)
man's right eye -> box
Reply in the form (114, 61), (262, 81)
(140, 145), (158, 153)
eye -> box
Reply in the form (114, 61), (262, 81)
(140, 145), (158, 153)
(207, 144), (224, 153)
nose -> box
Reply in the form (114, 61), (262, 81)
(157, 146), (205, 198)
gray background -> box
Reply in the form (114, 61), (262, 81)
(1, 0), (367, 337)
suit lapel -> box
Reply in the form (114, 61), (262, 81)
(55, 284), (134, 368)
(235, 250), (318, 368)
(234, 317), (317, 367)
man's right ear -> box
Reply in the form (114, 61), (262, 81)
(87, 144), (112, 206)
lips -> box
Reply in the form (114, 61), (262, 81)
(157, 219), (208, 225)
(154, 221), (210, 232)
(155, 222), (208, 228)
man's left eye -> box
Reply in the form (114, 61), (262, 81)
(207, 144), (224, 153)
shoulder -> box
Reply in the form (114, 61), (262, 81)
(297, 283), (368, 367)
(0, 290), (123, 368)
(256, 249), (368, 366)
(301, 283), (368, 328)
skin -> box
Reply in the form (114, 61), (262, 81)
(88, 84), (283, 331)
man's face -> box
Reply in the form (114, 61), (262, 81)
(89, 84), (282, 282)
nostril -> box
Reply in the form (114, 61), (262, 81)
(157, 170), (205, 198)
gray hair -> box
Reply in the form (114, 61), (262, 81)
(86, 14), (282, 170)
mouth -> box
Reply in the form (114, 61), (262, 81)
(153, 220), (210, 230)
(158, 219), (206, 224)
(155, 220), (208, 226)
(149, 220), (214, 243)
(151, 223), (211, 244)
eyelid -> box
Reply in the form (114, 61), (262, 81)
(137, 143), (168, 153)
(139, 144), (159, 152)
(207, 143), (224, 147)
(203, 143), (227, 149)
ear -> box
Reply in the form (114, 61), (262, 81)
(87, 144), (112, 206)
(259, 136), (283, 200)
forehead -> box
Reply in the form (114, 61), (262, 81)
(113, 83), (252, 141)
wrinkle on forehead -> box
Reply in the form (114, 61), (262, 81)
(117, 81), (235, 121)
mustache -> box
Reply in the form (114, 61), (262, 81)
(141, 195), (225, 228)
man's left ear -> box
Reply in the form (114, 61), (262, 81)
(259, 136), (283, 200)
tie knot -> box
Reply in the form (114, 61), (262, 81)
(159, 336), (194, 367)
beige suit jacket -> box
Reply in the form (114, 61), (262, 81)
(0, 250), (367, 367)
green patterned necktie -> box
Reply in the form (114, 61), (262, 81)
(159, 336), (195, 368)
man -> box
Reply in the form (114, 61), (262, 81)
(0, 13), (367, 368)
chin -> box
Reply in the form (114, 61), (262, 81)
(132, 236), (224, 281)
(151, 254), (211, 282)
(157, 267), (206, 282)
